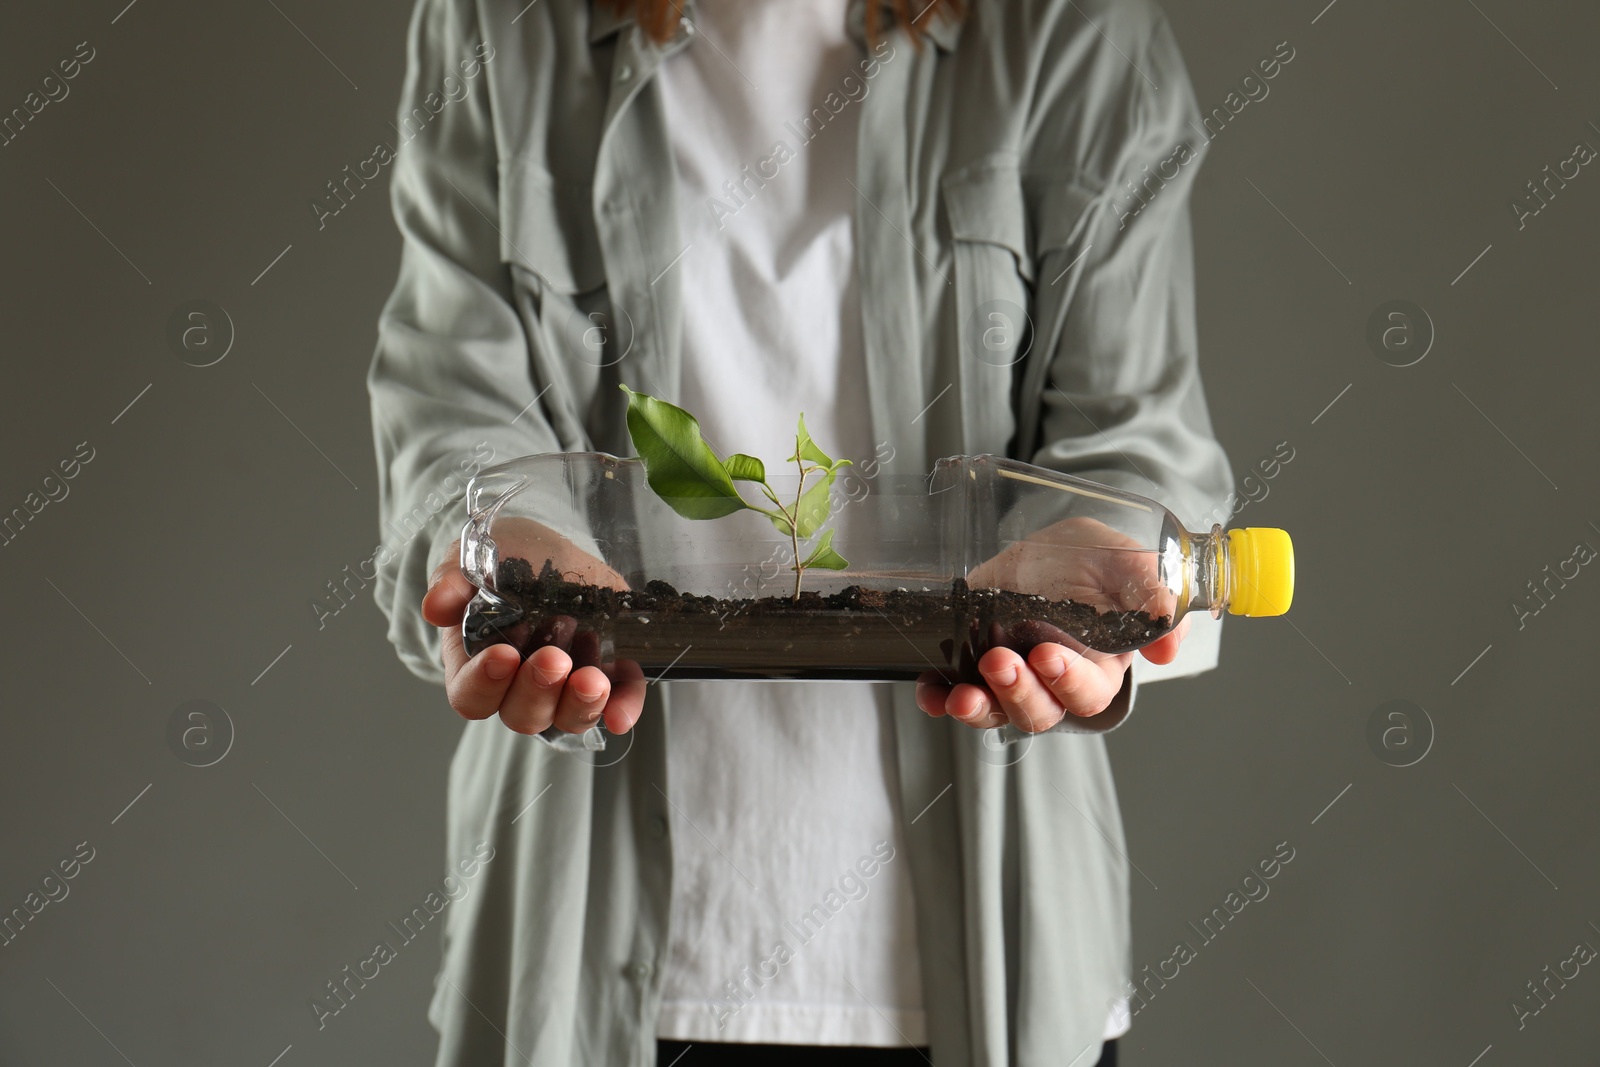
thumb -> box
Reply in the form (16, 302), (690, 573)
(421, 540), (475, 627)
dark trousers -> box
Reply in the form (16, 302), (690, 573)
(657, 1038), (1118, 1065)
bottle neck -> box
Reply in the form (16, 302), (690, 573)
(1183, 525), (1229, 618)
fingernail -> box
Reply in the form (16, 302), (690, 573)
(983, 663), (1018, 688)
(531, 663), (563, 686)
(951, 694), (988, 721)
(580, 707), (602, 723)
(485, 654), (516, 681)
(1035, 655), (1067, 681)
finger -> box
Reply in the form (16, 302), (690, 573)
(440, 613), (502, 690)
(600, 659), (647, 734)
(1106, 547), (1172, 614)
(1026, 642), (1128, 719)
(551, 664), (612, 734)
(943, 682), (1009, 730)
(915, 674), (952, 717)
(978, 647), (1068, 733)
(422, 540), (473, 628)
(1139, 615), (1192, 665)
(496, 644), (571, 735)
(443, 642), (521, 721)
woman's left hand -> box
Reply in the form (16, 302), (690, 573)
(914, 617), (1189, 731)
(914, 515), (1190, 732)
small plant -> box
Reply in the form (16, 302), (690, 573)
(619, 385), (851, 601)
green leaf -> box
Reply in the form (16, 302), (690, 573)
(619, 385), (748, 520)
(793, 467), (838, 539)
(787, 413), (836, 469)
(800, 527), (849, 570)
(722, 453), (766, 483)
(760, 469), (833, 538)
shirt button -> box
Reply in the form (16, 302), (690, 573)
(627, 962), (651, 980)
(679, 17), (696, 38)
(647, 815), (668, 839)
(617, 64), (632, 82)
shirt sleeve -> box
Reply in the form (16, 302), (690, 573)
(368, 0), (579, 693)
(1017, 7), (1235, 738)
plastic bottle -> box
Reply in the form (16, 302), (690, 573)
(459, 452), (1294, 683)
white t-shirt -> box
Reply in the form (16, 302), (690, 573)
(653, 0), (928, 1047)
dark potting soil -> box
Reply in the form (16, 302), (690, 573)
(462, 557), (1171, 684)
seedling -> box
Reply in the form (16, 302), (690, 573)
(619, 385), (851, 601)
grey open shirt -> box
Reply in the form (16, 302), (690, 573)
(368, 0), (1235, 1062)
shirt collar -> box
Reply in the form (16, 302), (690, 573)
(588, 0), (962, 52)
(847, 0), (963, 51)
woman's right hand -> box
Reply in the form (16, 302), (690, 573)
(421, 519), (647, 736)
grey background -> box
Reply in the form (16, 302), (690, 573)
(1, 0), (1596, 1063)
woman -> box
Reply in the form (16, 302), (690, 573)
(369, 0), (1234, 1063)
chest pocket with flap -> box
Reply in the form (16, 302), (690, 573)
(940, 161), (1101, 454)
(940, 163), (1037, 453)
(495, 159), (616, 449)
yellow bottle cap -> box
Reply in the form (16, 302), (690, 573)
(1226, 528), (1295, 617)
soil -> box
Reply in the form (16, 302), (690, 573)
(462, 557), (1171, 685)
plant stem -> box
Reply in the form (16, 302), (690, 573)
(791, 447), (806, 601)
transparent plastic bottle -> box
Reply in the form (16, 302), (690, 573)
(458, 452), (1294, 683)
